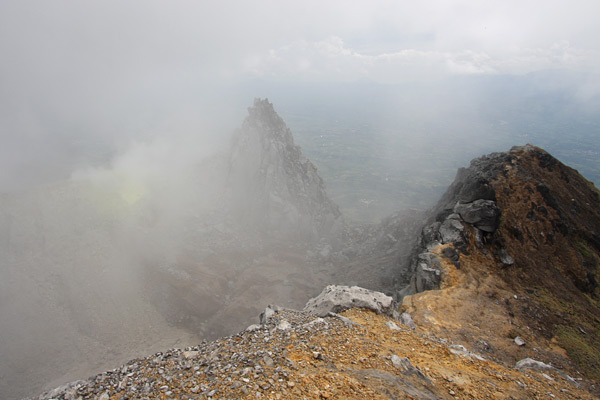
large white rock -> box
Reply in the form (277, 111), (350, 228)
(304, 285), (396, 317)
(515, 358), (553, 371)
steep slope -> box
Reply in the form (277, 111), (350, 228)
(0, 183), (202, 400)
(401, 144), (600, 389)
(0, 100), (346, 400)
(227, 98), (342, 242)
(30, 291), (597, 400)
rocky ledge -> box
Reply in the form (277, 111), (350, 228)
(30, 286), (595, 400)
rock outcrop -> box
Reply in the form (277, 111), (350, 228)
(400, 151), (509, 297)
(227, 98), (342, 242)
(303, 285), (397, 317)
(400, 144), (600, 388)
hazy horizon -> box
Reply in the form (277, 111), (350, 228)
(1, 1), (599, 198)
(1, 2), (600, 399)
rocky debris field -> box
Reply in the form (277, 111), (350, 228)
(31, 303), (596, 399)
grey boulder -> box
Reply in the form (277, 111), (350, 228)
(304, 285), (396, 317)
(515, 358), (553, 371)
(454, 199), (501, 233)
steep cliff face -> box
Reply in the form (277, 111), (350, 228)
(227, 98), (342, 242)
(402, 144), (600, 384)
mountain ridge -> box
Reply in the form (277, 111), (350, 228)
(227, 98), (342, 243)
(7, 100), (600, 399)
(26, 143), (600, 399)
(400, 144), (600, 389)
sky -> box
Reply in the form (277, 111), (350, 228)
(0, 0), (599, 191)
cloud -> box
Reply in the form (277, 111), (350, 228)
(1, 0), (599, 190)
(243, 37), (599, 83)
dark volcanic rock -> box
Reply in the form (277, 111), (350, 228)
(400, 146), (528, 297)
(430, 151), (514, 223)
(454, 199), (501, 233)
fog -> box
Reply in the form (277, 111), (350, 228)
(1, 1), (600, 399)
(2, 1), (599, 192)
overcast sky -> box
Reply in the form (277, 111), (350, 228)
(1, 0), (599, 190)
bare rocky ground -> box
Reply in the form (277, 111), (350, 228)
(30, 304), (596, 400)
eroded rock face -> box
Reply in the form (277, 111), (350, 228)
(304, 285), (397, 317)
(401, 152), (507, 298)
(227, 98), (342, 242)
(399, 145), (600, 388)
(454, 200), (500, 233)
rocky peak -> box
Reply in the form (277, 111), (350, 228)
(227, 98), (342, 242)
(399, 144), (600, 386)
(244, 98), (294, 144)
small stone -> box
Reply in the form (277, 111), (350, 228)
(304, 318), (327, 329)
(277, 320), (292, 331)
(514, 336), (526, 346)
(231, 381), (243, 389)
(246, 324), (261, 332)
(386, 321), (401, 330)
(399, 313), (416, 330)
(449, 390), (456, 396)
(499, 249), (515, 265)
(542, 373), (554, 381)
(390, 355), (404, 369)
(183, 351), (199, 359)
(259, 305), (279, 324)
(263, 355), (274, 367)
(287, 381), (296, 388)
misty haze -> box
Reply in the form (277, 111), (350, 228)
(1, 2), (599, 399)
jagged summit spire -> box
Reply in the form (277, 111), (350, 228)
(247, 97), (275, 116)
(226, 98), (342, 242)
(241, 98), (294, 144)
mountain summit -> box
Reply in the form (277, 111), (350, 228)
(401, 144), (600, 386)
(227, 98), (342, 242)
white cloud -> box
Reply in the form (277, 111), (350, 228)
(1, 0), (600, 189)
(242, 36), (599, 83)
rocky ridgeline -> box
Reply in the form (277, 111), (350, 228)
(401, 149), (521, 296)
(227, 98), (342, 243)
(401, 144), (600, 301)
(30, 285), (595, 400)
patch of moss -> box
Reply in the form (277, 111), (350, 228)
(533, 286), (600, 380)
(575, 238), (597, 261)
(535, 287), (577, 316)
(556, 324), (600, 381)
